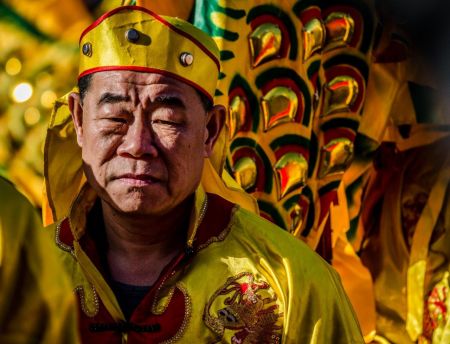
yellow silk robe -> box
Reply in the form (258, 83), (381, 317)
(0, 177), (79, 343)
(50, 184), (363, 343)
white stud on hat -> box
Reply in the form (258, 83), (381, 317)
(179, 52), (194, 66)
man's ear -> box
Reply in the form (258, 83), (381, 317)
(68, 92), (84, 148)
(203, 104), (226, 158)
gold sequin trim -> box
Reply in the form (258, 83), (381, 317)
(55, 221), (76, 259)
(197, 205), (238, 251)
(151, 283), (176, 315)
(74, 283), (100, 317)
(187, 196), (208, 248)
(198, 196), (208, 228)
(158, 283), (191, 344)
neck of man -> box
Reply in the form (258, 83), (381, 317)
(100, 196), (192, 286)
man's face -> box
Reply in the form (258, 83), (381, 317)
(70, 71), (221, 216)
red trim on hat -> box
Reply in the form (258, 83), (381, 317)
(79, 5), (220, 72)
(78, 65), (214, 103)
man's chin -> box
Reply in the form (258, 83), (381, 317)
(105, 191), (167, 216)
(113, 202), (165, 217)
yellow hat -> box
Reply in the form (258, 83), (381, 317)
(78, 6), (220, 101)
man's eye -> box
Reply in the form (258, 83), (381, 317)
(108, 117), (127, 124)
(151, 119), (179, 126)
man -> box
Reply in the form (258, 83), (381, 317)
(0, 177), (79, 343)
(43, 6), (363, 343)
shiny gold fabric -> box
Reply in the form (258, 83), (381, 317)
(361, 136), (450, 343)
(0, 177), (79, 343)
(51, 183), (364, 343)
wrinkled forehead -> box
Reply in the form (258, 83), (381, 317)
(89, 70), (198, 96)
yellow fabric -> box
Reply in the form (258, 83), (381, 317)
(53, 183), (364, 343)
(79, 6), (219, 99)
(358, 62), (400, 144)
(3, 0), (92, 43)
(136, 0), (194, 20)
(347, 54), (450, 343)
(332, 237), (377, 343)
(44, 88), (85, 225)
(331, 183), (376, 339)
(335, 60), (404, 342)
(406, 155), (450, 340)
(334, 183), (376, 339)
(360, 137), (450, 343)
(0, 177), (79, 343)
(201, 158), (259, 214)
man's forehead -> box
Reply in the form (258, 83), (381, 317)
(92, 70), (189, 89)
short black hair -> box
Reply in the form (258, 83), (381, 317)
(78, 74), (93, 103)
(197, 89), (213, 112)
(78, 73), (213, 111)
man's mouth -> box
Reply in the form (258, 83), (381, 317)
(114, 173), (160, 186)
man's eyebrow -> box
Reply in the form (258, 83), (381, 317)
(98, 93), (130, 106)
(154, 95), (186, 109)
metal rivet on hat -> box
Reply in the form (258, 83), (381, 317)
(82, 42), (92, 57)
(126, 28), (140, 43)
(179, 52), (194, 66)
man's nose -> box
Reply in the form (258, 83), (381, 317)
(117, 119), (158, 158)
